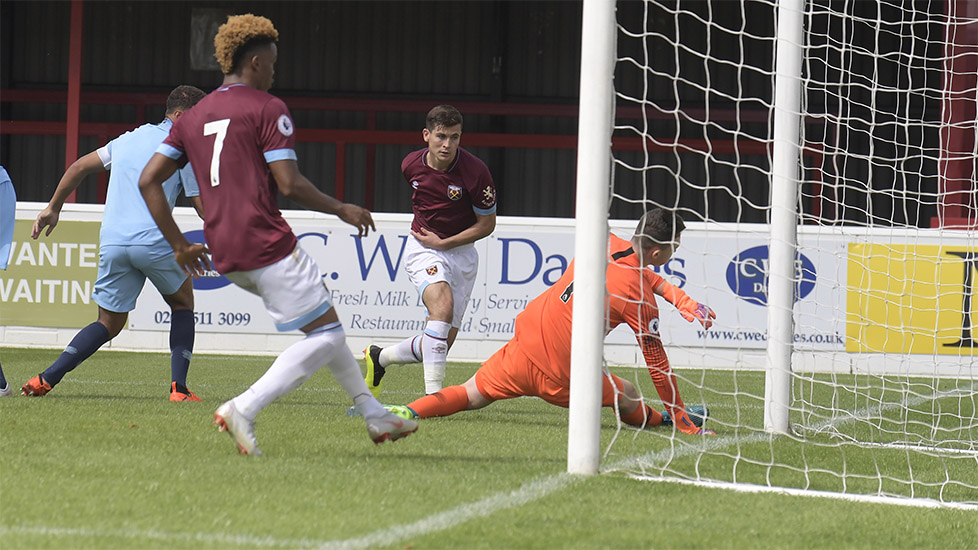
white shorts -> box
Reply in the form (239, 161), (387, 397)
(404, 235), (479, 328)
(224, 246), (333, 332)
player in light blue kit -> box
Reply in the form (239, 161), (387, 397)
(0, 166), (16, 397)
(22, 85), (207, 401)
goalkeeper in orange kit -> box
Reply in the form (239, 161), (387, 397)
(379, 208), (716, 434)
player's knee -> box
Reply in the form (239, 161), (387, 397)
(163, 281), (195, 310)
(463, 377), (491, 409)
(423, 282), (455, 320)
(621, 379), (640, 401)
(616, 380), (643, 415)
(97, 310), (127, 338)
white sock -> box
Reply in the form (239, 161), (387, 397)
(233, 329), (332, 420)
(233, 324), (382, 420)
(323, 335), (385, 419)
(378, 335), (423, 367)
(421, 320), (451, 394)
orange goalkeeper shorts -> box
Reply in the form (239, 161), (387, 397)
(475, 340), (627, 408)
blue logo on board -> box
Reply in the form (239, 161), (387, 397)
(725, 245), (816, 305)
(183, 230), (232, 290)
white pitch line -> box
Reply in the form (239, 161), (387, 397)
(5, 383), (973, 547)
(30, 377), (422, 398)
(0, 524), (329, 549)
(314, 432), (761, 550)
(315, 474), (584, 550)
(0, 424), (723, 549)
(321, 382), (978, 549)
(615, 382), (978, 510)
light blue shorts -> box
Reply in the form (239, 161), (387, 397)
(92, 241), (188, 313)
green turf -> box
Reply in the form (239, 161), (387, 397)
(1, 347), (975, 549)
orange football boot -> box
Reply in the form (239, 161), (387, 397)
(21, 375), (52, 397)
(170, 382), (201, 402)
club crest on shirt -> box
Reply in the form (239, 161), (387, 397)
(277, 114), (294, 136)
(426, 265), (439, 276)
(481, 187), (496, 206)
(447, 185), (462, 201)
(647, 317), (660, 335)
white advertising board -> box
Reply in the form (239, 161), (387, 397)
(126, 211), (851, 351)
(6, 204), (973, 374)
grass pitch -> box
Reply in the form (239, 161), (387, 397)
(0, 347), (974, 549)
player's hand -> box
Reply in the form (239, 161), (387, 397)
(173, 243), (212, 278)
(338, 203), (375, 237)
(677, 423), (715, 435)
(411, 227), (450, 251)
(673, 411), (705, 434)
(31, 208), (60, 239)
(679, 302), (716, 330)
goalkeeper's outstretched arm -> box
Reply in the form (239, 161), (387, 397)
(654, 278), (717, 329)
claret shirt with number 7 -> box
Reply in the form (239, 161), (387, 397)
(513, 233), (690, 423)
(157, 83), (298, 273)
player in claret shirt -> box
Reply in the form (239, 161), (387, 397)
(138, 14), (416, 455)
(363, 105), (497, 397)
(384, 208), (717, 435)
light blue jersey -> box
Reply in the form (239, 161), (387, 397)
(0, 166), (15, 270)
(98, 119), (198, 246)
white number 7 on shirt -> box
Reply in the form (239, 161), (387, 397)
(203, 119), (230, 187)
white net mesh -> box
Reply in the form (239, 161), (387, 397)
(601, 0), (977, 508)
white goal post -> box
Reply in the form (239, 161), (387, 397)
(567, 0), (616, 475)
(568, 0), (977, 510)
(764, 0), (804, 435)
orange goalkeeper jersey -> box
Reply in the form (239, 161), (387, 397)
(512, 233), (690, 421)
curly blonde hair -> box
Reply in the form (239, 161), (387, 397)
(214, 14), (279, 75)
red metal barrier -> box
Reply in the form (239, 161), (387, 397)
(2, 88), (814, 213)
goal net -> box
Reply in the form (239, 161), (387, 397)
(573, 0), (977, 509)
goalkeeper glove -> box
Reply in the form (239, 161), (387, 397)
(672, 409), (706, 435)
(678, 302), (716, 330)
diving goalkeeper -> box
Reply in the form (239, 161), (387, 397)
(385, 207), (716, 434)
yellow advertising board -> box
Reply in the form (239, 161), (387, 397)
(847, 244), (976, 355)
(0, 220), (101, 328)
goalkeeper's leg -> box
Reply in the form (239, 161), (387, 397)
(407, 341), (532, 418)
(605, 374), (664, 428)
(406, 380), (482, 418)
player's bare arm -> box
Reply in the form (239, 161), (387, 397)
(269, 159), (376, 237)
(32, 151), (106, 239)
(411, 211), (495, 251)
(139, 153), (212, 277)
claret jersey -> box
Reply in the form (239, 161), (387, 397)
(402, 147), (496, 239)
(158, 83), (298, 273)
